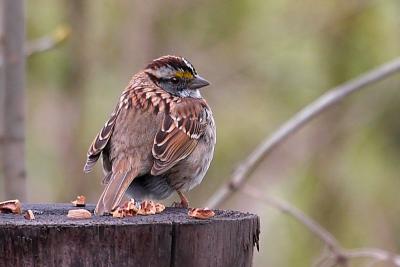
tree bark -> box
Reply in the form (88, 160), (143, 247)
(1, 0), (26, 200)
(0, 0), (5, 199)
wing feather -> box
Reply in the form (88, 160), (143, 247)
(151, 111), (207, 176)
(83, 108), (119, 173)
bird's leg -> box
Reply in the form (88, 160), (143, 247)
(178, 191), (189, 208)
(173, 190), (189, 208)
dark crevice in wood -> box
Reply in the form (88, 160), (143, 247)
(254, 217), (260, 251)
(170, 223), (177, 267)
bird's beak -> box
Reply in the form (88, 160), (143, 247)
(189, 75), (210, 90)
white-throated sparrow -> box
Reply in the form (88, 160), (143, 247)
(84, 55), (216, 215)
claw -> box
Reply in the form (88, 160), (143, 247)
(173, 191), (189, 208)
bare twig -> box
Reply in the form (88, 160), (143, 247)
(0, 25), (70, 66)
(242, 185), (400, 267)
(241, 186), (342, 254)
(206, 57), (400, 208)
(345, 248), (400, 265)
(25, 24), (70, 56)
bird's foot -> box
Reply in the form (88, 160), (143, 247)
(171, 201), (189, 208)
(172, 191), (189, 208)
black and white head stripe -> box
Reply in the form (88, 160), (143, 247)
(181, 57), (196, 75)
(146, 55), (197, 76)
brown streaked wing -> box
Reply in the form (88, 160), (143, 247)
(83, 100), (122, 173)
(83, 80), (159, 173)
(151, 113), (206, 176)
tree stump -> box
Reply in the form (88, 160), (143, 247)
(0, 204), (260, 267)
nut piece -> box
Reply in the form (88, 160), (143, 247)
(24, 210), (35, 220)
(67, 209), (92, 219)
(71, 195), (86, 207)
(0, 199), (22, 214)
(112, 207), (124, 218)
(112, 199), (165, 218)
(137, 200), (156, 215)
(188, 208), (215, 219)
(155, 203), (165, 214)
(122, 199), (139, 217)
(113, 199), (139, 218)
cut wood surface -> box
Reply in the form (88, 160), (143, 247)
(0, 204), (260, 267)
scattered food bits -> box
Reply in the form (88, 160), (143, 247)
(112, 207), (124, 218)
(121, 199), (139, 217)
(0, 199), (22, 214)
(67, 209), (92, 219)
(112, 199), (166, 218)
(112, 199), (139, 218)
(188, 208), (215, 219)
(137, 200), (156, 215)
(24, 209), (35, 220)
(71, 195), (86, 207)
(155, 203), (165, 214)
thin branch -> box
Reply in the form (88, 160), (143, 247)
(344, 248), (400, 265)
(242, 185), (342, 254)
(242, 185), (400, 267)
(0, 25), (70, 66)
(25, 24), (70, 57)
(206, 57), (400, 208)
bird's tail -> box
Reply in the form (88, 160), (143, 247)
(95, 159), (137, 215)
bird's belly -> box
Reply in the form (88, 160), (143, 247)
(126, 143), (213, 201)
(167, 131), (215, 192)
(126, 116), (216, 200)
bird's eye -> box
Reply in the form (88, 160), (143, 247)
(170, 77), (179, 84)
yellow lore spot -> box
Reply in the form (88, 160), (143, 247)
(175, 71), (194, 79)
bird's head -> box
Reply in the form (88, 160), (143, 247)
(144, 55), (210, 98)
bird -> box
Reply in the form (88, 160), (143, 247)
(83, 55), (216, 215)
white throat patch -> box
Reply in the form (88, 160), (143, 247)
(179, 89), (202, 99)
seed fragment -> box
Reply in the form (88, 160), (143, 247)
(71, 195), (86, 207)
(24, 210), (35, 220)
(188, 208), (215, 219)
(0, 199), (22, 214)
(155, 203), (165, 214)
(137, 200), (156, 215)
(112, 199), (166, 218)
(67, 209), (92, 219)
(112, 207), (124, 218)
(112, 199), (139, 218)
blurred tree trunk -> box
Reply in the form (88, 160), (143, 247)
(0, 1), (4, 199)
(57, 0), (88, 199)
(0, 0), (26, 200)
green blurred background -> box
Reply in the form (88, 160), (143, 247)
(1, 0), (400, 266)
